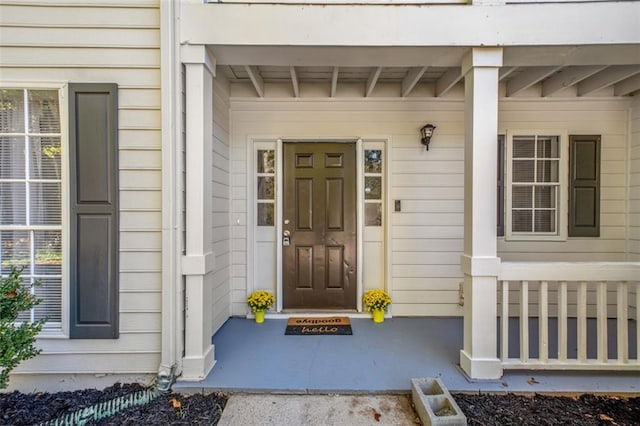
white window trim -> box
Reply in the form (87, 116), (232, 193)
(0, 82), (69, 337)
(505, 130), (568, 242)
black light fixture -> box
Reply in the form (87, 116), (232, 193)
(420, 123), (436, 151)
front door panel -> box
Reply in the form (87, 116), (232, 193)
(283, 142), (357, 309)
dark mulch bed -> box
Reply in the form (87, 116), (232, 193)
(0, 383), (227, 426)
(3, 384), (640, 425)
(453, 393), (640, 426)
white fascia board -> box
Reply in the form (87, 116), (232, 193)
(182, 3), (640, 47)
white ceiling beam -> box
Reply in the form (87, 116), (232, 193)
(290, 66), (299, 98)
(401, 66), (427, 97)
(578, 65), (640, 96)
(245, 65), (264, 97)
(614, 74), (640, 97)
(541, 66), (607, 97)
(365, 67), (383, 97)
(506, 66), (562, 97)
(331, 67), (339, 97)
(436, 68), (462, 97)
(499, 67), (517, 81)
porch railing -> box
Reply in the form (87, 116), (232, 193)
(498, 262), (640, 371)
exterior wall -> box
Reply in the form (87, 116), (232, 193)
(630, 97), (640, 262)
(229, 91), (632, 317)
(498, 99), (631, 262)
(211, 73), (232, 333)
(1, 0), (162, 387)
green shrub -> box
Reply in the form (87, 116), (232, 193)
(0, 267), (45, 389)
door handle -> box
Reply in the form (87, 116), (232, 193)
(283, 230), (291, 246)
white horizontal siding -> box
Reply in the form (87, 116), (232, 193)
(0, 0), (162, 378)
(211, 74), (232, 333)
(230, 97), (633, 317)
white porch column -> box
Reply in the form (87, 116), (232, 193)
(459, 47), (503, 380)
(180, 45), (217, 380)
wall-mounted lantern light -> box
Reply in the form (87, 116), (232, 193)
(420, 124), (436, 151)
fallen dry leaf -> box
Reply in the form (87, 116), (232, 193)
(170, 398), (182, 409)
(527, 377), (539, 385)
(598, 413), (616, 423)
(372, 408), (381, 422)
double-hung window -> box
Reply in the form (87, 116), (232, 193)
(0, 88), (62, 327)
(505, 133), (567, 240)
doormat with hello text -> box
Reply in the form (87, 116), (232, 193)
(285, 317), (352, 335)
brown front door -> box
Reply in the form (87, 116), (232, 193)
(283, 142), (357, 310)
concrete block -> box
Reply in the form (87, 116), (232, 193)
(411, 378), (467, 426)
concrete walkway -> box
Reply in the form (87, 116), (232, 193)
(217, 394), (421, 426)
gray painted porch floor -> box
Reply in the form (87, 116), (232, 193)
(174, 317), (639, 394)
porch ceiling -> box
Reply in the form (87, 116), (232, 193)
(212, 45), (640, 98)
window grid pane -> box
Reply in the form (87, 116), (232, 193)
(510, 135), (561, 235)
(0, 89), (61, 325)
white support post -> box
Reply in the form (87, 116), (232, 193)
(459, 47), (503, 380)
(180, 44), (217, 381)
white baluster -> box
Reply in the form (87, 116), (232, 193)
(539, 281), (549, 363)
(577, 282), (587, 362)
(501, 280), (509, 362)
(617, 282), (628, 364)
(558, 281), (568, 362)
(597, 281), (608, 363)
(520, 281), (529, 363)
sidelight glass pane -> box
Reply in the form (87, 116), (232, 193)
(365, 203), (382, 226)
(364, 150), (382, 173)
(257, 176), (275, 200)
(257, 203), (274, 226)
(364, 176), (381, 200)
(257, 149), (275, 174)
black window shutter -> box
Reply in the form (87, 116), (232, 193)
(497, 135), (505, 237)
(68, 83), (119, 339)
(569, 135), (600, 237)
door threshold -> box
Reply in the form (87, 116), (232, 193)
(247, 311), (379, 320)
